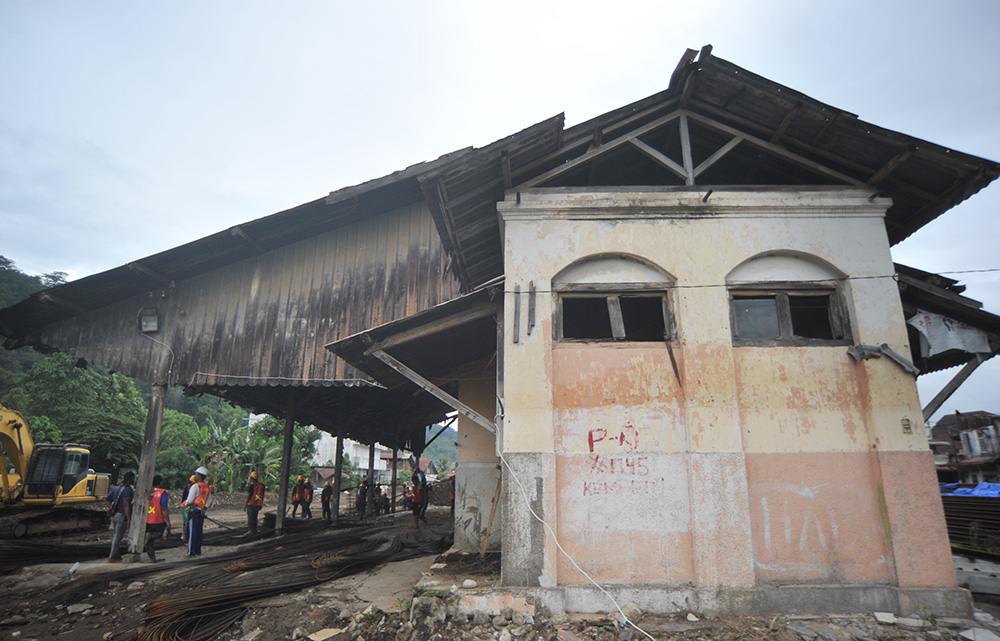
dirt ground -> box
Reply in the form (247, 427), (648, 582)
(3, 506), (1000, 641)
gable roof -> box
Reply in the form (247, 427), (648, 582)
(420, 45), (999, 289)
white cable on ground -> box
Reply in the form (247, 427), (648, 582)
(496, 448), (657, 641)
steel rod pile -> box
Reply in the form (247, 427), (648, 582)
(123, 524), (452, 641)
(941, 495), (1000, 549)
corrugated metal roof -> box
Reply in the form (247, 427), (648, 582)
(421, 46), (1000, 289)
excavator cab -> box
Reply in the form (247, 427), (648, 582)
(23, 444), (108, 504)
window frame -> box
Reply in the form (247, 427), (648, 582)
(555, 282), (675, 343)
(728, 281), (852, 347)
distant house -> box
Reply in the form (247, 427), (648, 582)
(931, 411), (1000, 483)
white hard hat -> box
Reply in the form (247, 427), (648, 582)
(195, 466), (209, 477)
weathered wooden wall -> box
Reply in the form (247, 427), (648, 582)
(32, 202), (461, 387)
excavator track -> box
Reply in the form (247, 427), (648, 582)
(0, 505), (109, 538)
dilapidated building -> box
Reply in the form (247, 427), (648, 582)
(3, 47), (1000, 616)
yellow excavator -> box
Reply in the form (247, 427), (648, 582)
(0, 403), (112, 537)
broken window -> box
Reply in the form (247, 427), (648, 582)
(730, 288), (850, 345)
(558, 292), (673, 342)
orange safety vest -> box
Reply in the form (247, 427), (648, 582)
(303, 484), (313, 501)
(292, 483), (304, 501)
(247, 480), (264, 507)
(147, 488), (166, 525)
(192, 481), (210, 511)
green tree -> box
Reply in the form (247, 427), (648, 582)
(3, 353), (145, 476)
(0, 256), (47, 398)
(154, 409), (202, 490)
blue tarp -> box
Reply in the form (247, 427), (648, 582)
(942, 482), (1000, 497)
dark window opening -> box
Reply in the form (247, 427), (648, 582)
(560, 293), (670, 342)
(620, 296), (667, 341)
(788, 295), (834, 339)
(731, 288), (847, 345)
(563, 298), (614, 339)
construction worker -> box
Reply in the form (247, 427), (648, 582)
(104, 470), (134, 563)
(144, 474), (171, 562)
(321, 481), (333, 521)
(180, 474), (196, 542)
(291, 475), (305, 519)
(302, 478), (314, 519)
(410, 460), (429, 528)
(182, 466), (212, 556)
(356, 479), (367, 518)
(245, 470), (265, 535)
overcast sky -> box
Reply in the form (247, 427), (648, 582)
(1, 1), (998, 424)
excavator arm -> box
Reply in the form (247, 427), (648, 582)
(0, 404), (35, 505)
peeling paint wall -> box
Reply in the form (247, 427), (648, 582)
(497, 188), (956, 604)
(454, 376), (502, 552)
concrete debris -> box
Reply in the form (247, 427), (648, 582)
(686, 613), (699, 622)
(620, 603), (642, 623)
(787, 621), (819, 639)
(125, 581), (145, 592)
(461, 579), (478, 589)
(979, 612), (1000, 624)
(242, 628), (263, 641)
(308, 628), (345, 641)
(874, 612), (897, 624)
(961, 629), (1000, 641)
(898, 617), (931, 629)
(292, 627), (309, 640)
(65, 603), (94, 615)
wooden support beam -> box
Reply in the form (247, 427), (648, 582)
(366, 302), (494, 354)
(693, 135), (743, 177)
(898, 274), (983, 309)
(518, 111), (683, 190)
(868, 146), (917, 185)
(679, 112), (695, 185)
(275, 391), (295, 536)
(128, 383), (165, 557)
(688, 99), (944, 204)
(366, 441), (376, 517)
(684, 110), (870, 188)
(923, 353), (993, 421)
(128, 262), (171, 287)
(589, 126), (604, 151)
(231, 226), (264, 254)
(370, 349), (497, 433)
(390, 444), (398, 514)
(527, 281), (536, 336)
(332, 427), (344, 525)
(628, 138), (688, 182)
(811, 112), (843, 147)
(770, 101), (802, 143)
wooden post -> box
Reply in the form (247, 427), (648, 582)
(923, 353), (992, 421)
(332, 428), (344, 525)
(366, 442), (376, 517)
(390, 446), (398, 513)
(275, 393), (295, 536)
(128, 384), (166, 556)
